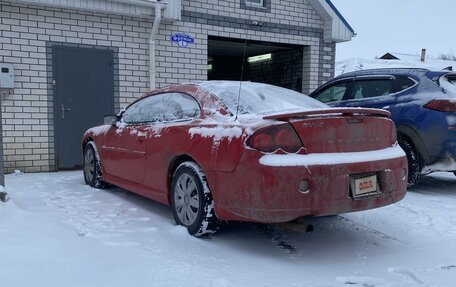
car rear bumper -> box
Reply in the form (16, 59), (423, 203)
(421, 130), (456, 172)
(415, 111), (456, 172)
(209, 145), (408, 223)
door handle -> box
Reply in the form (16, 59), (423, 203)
(61, 104), (71, 119)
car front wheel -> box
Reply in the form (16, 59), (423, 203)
(83, 142), (106, 189)
(171, 161), (219, 237)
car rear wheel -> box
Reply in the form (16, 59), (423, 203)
(171, 162), (219, 237)
(83, 142), (106, 189)
(398, 136), (422, 187)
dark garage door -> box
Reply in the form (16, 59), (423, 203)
(53, 46), (114, 170)
(208, 36), (303, 92)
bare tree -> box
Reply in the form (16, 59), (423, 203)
(438, 51), (456, 61)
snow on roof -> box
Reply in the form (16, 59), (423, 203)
(380, 52), (456, 67)
(336, 57), (455, 76)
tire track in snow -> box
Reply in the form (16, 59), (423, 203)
(333, 215), (405, 244)
(36, 176), (156, 247)
(388, 267), (425, 286)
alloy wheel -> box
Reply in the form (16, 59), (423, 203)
(174, 173), (200, 226)
(84, 147), (95, 184)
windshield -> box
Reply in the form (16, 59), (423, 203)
(199, 81), (328, 115)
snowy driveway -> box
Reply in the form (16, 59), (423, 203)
(1, 171), (456, 287)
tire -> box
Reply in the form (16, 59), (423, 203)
(171, 161), (219, 237)
(83, 142), (106, 189)
(398, 136), (422, 187)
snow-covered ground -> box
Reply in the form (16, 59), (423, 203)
(1, 171), (456, 287)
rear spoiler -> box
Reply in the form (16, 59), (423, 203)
(263, 108), (391, 121)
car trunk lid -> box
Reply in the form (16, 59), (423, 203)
(264, 108), (395, 153)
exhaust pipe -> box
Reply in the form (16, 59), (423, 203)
(277, 222), (314, 233)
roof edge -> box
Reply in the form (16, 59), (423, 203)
(325, 0), (355, 33)
(308, 0), (355, 43)
(6, 0), (180, 20)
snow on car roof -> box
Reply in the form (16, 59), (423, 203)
(197, 81), (328, 116)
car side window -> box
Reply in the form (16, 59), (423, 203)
(393, 77), (416, 93)
(162, 93), (201, 121)
(123, 93), (200, 124)
(314, 82), (349, 103)
(349, 79), (393, 100)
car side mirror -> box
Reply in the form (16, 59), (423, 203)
(104, 115), (118, 125)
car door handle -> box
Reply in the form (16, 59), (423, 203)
(61, 104), (71, 119)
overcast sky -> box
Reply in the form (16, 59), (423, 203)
(331, 0), (456, 61)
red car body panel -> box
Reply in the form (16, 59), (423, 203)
(209, 149), (406, 222)
(82, 83), (408, 223)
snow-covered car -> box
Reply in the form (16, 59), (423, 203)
(82, 81), (408, 237)
(309, 68), (456, 186)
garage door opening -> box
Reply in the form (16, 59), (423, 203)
(208, 36), (303, 92)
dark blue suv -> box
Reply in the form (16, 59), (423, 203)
(309, 68), (456, 186)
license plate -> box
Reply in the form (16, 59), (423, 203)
(351, 174), (378, 197)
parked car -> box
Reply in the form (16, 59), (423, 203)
(82, 81), (407, 236)
(309, 68), (456, 186)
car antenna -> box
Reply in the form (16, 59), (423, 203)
(235, 38), (248, 121)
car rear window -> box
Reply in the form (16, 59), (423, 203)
(200, 81), (328, 115)
(393, 76), (416, 93)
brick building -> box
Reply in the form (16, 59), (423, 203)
(0, 0), (354, 172)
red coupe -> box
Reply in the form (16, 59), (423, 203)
(82, 81), (408, 236)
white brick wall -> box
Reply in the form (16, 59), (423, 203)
(185, 0), (323, 28)
(155, 0), (326, 88)
(0, 2), (154, 172)
(0, 0), (333, 173)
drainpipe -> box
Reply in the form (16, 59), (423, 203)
(109, 0), (166, 90)
(150, 3), (164, 90)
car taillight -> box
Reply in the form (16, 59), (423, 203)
(423, 99), (456, 112)
(247, 124), (303, 153)
(391, 122), (397, 145)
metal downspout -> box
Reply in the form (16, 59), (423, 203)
(150, 4), (164, 90)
